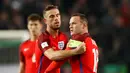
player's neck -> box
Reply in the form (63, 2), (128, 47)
(30, 35), (37, 41)
(30, 34), (39, 41)
(81, 29), (88, 34)
(47, 28), (59, 38)
(30, 32), (41, 41)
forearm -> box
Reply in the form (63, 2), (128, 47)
(44, 48), (77, 60)
(44, 42), (86, 61)
(51, 49), (77, 60)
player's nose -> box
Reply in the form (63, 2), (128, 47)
(31, 25), (36, 29)
(54, 16), (59, 21)
(69, 24), (73, 29)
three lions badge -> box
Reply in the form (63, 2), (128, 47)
(58, 41), (64, 50)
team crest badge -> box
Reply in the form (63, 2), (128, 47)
(58, 41), (64, 50)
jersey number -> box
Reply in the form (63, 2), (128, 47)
(32, 54), (36, 63)
(92, 48), (98, 73)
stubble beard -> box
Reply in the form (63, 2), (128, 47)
(50, 26), (60, 30)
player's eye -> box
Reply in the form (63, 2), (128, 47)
(71, 22), (76, 25)
(34, 23), (37, 26)
(49, 15), (55, 18)
(56, 14), (60, 17)
(29, 24), (33, 26)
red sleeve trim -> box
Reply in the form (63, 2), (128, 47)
(19, 43), (25, 62)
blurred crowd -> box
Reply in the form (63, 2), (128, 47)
(0, 0), (130, 29)
(0, 0), (130, 72)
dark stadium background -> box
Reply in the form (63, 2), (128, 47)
(0, 0), (130, 73)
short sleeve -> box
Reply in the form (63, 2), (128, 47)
(19, 44), (25, 62)
(85, 37), (92, 49)
(37, 33), (52, 53)
(85, 37), (98, 48)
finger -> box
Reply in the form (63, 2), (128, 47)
(84, 46), (86, 51)
(80, 42), (85, 47)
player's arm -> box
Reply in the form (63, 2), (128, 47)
(45, 40), (86, 73)
(85, 37), (99, 73)
(44, 42), (85, 60)
(45, 59), (68, 73)
(45, 48), (70, 73)
(19, 61), (25, 73)
(18, 46), (25, 73)
(38, 34), (86, 60)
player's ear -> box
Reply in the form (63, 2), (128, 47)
(83, 23), (87, 29)
(27, 23), (29, 29)
(82, 23), (85, 29)
(43, 19), (47, 24)
(40, 23), (43, 28)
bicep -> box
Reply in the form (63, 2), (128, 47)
(19, 49), (25, 62)
(37, 34), (55, 60)
(19, 44), (25, 73)
(37, 34), (51, 53)
(85, 38), (92, 49)
(19, 61), (25, 67)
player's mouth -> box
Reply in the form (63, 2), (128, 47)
(31, 30), (36, 32)
(70, 29), (73, 32)
(54, 22), (59, 25)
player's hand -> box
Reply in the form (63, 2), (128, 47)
(66, 41), (70, 48)
(74, 42), (86, 54)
